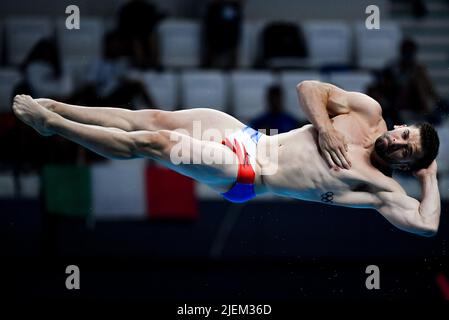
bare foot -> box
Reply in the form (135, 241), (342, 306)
(12, 95), (55, 136)
(34, 98), (56, 112)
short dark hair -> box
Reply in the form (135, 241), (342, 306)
(409, 122), (439, 171)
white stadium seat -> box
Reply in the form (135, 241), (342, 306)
(180, 71), (227, 111)
(238, 20), (267, 68)
(56, 17), (103, 64)
(230, 71), (276, 121)
(5, 17), (53, 66)
(158, 20), (201, 68)
(19, 173), (40, 199)
(0, 172), (15, 198)
(141, 71), (178, 111)
(91, 159), (147, 220)
(302, 21), (352, 67)
(0, 68), (21, 112)
(328, 71), (374, 93)
(354, 21), (402, 69)
(280, 71), (322, 122)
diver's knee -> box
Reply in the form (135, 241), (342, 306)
(130, 130), (171, 157)
(135, 109), (170, 131)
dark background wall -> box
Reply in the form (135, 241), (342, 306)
(3, 199), (448, 301)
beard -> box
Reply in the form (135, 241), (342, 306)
(374, 134), (394, 163)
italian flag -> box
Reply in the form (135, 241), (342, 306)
(41, 160), (198, 220)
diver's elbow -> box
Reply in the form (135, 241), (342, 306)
(296, 80), (318, 92)
(418, 225), (438, 237)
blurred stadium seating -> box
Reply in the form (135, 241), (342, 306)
(157, 19), (201, 68)
(140, 71), (178, 110)
(302, 21), (352, 67)
(0, 1), (448, 201)
(230, 70), (276, 120)
(328, 71), (375, 93)
(354, 20), (402, 69)
(180, 70), (228, 111)
(4, 16), (53, 66)
(56, 17), (104, 65)
(279, 71), (322, 121)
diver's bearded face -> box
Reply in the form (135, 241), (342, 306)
(374, 125), (421, 169)
(374, 131), (410, 166)
(374, 133), (394, 162)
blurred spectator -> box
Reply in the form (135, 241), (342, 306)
(391, 39), (441, 121)
(16, 38), (72, 100)
(250, 85), (300, 134)
(202, 0), (243, 69)
(368, 38), (444, 126)
(117, 0), (165, 69)
(411, 0), (428, 18)
(258, 22), (308, 69)
(77, 31), (154, 109)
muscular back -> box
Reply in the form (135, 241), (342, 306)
(256, 91), (406, 207)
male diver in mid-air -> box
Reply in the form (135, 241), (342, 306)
(12, 80), (441, 237)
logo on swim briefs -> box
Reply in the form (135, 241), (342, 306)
(168, 120), (279, 175)
(320, 191), (334, 203)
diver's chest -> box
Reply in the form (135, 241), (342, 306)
(328, 148), (379, 191)
(333, 160), (399, 196)
(331, 115), (379, 146)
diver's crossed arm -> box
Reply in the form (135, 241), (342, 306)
(296, 80), (381, 170)
(296, 80), (336, 132)
(296, 80), (382, 127)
